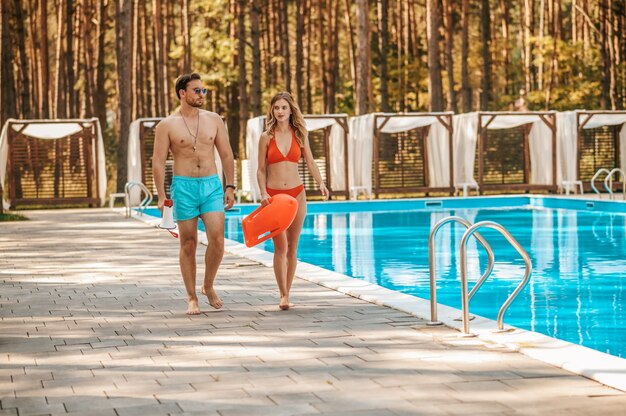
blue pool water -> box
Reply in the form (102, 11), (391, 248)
(143, 197), (626, 358)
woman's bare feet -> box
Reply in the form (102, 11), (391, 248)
(279, 295), (291, 310)
(202, 286), (223, 309)
(186, 298), (201, 315)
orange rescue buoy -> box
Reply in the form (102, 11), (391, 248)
(242, 194), (299, 247)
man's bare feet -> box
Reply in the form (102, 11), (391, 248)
(186, 299), (201, 315)
(279, 295), (291, 310)
(202, 286), (223, 309)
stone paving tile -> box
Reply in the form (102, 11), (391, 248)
(2, 208), (626, 416)
(49, 410), (117, 416)
(436, 401), (515, 415)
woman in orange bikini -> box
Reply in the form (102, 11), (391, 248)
(257, 91), (330, 310)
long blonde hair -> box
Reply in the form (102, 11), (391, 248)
(264, 92), (307, 147)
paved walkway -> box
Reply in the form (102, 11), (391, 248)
(1, 209), (626, 416)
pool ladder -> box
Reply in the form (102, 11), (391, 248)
(591, 168), (626, 200)
(124, 181), (153, 218)
(428, 216), (532, 335)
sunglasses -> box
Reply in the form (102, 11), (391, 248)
(190, 87), (207, 95)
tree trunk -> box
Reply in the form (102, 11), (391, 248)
(94, 0), (107, 128)
(38, 0), (50, 118)
(443, 0), (456, 112)
(1, 0), (18, 125)
(397, 0), (406, 111)
(74, 0), (84, 116)
(582, 0), (590, 60)
(152, 0), (164, 115)
(250, 0), (262, 115)
(162, 1), (171, 114)
(281, 0), (291, 92)
(318, 0), (328, 112)
(480, 0), (492, 110)
(600, 0), (611, 108)
(295, 0), (304, 108)
(237, 0), (248, 159)
(572, 0), (578, 43)
(12, 0), (31, 118)
(460, 0), (471, 112)
(270, 0), (279, 86)
(305, 0), (312, 112)
(78, 0), (91, 118)
(54, 0), (67, 118)
(538, 0), (544, 90)
(115, 0), (132, 191)
(181, 0), (191, 72)
(139, 0), (151, 117)
(606, 0), (617, 109)
(26, 0), (39, 118)
(522, 0), (530, 93)
(228, 0), (240, 154)
(131, 0), (139, 121)
(343, 0), (357, 106)
(377, 0), (390, 112)
(65, 0), (76, 117)
(500, 0), (511, 95)
(262, 1), (271, 88)
(328, 0), (339, 113)
(426, 0), (444, 111)
(355, 0), (371, 115)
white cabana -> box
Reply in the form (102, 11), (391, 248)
(245, 114), (349, 201)
(128, 117), (226, 204)
(0, 118), (106, 209)
(348, 112), (453, 198)
(453, 111), (557, 191)
(575, 111), (626, 184)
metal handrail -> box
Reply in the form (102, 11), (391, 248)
(459, 221), (532, 334)
(591, 168), (612, 197)
(124, 181), (153, 218)
(428, 216), (494, 325)
(604, 168), (626, 200)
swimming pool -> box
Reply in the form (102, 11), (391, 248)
(144, 196), (626, 358)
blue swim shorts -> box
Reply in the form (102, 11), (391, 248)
(170, 174), (224, 221)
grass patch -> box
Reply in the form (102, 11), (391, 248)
(0, 212), (29, 221)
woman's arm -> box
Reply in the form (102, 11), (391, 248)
(301, 134), (330, 200)
(256, 132), (271, 205)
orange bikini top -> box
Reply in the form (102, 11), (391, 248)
(267, 129), (301, 165)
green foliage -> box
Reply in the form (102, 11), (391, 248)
(190, 0), (237, 87)
(0, 212), (28, 221)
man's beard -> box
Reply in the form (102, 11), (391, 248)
(186, 97), (204, 108)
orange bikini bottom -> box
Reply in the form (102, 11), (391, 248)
(266, 184), (304, 199)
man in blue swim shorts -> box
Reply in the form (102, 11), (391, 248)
(152, 73), (235, 315)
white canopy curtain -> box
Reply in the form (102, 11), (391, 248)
(128, 117), (226, 204)
(0, 118), (106, 209)
(452, 112), (556, 187)
(556, 111), (578, 185)
(348, 113), (452, 196)
(245, 114), (347, 200)
(576, 111), (626, 178)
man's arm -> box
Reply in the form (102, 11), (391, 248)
(152, 120), (170, 211)
(213, 114), (235, 208)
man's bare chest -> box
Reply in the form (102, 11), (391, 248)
(170, 119), (218, 151)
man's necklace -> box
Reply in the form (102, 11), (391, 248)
(180, 109), (200, 152)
